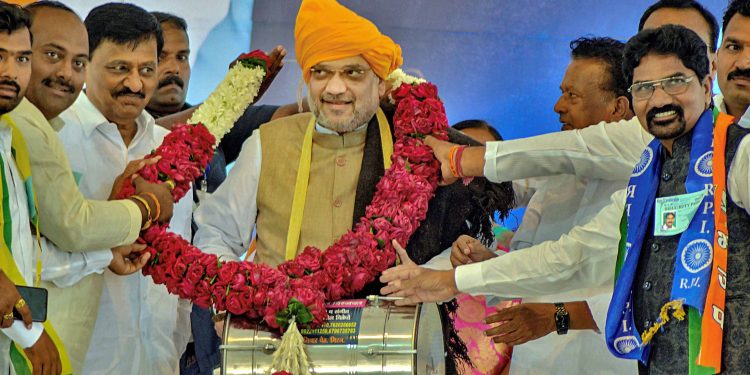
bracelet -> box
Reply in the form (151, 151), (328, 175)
(448, 145), (460, 178)
(142, 192), (161, 223)
(454, 146), (467, 177)
(129, 195), (152, 230)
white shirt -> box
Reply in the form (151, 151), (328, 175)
(457, 98), (750, 298)
(0, 122), (44, 375)
(508, 170), (633, 374)
(54, 94), (193, 375)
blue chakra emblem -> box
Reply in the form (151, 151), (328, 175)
(681, 239), (713, 273)
(695, 151), (713, 177)
(614, 336), (640, 354)
(632, 148), (653, 177)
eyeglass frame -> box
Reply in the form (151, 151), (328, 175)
(627, 75), (698, 100)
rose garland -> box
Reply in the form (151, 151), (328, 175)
(118, 52), (448, 331)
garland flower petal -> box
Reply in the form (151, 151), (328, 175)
(117, 54), (449, 332)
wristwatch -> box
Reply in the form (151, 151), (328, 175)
(554, 302), (570, 335)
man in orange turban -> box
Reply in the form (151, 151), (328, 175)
(194, 2), (513, 372)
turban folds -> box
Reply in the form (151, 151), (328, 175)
(295, 0), (403, 82)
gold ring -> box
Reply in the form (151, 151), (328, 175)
(2, 312), (13, 321)
(14, 298), (25, 310)
(165, 180), (176, 190)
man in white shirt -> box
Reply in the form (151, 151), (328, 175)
(0, 4), (61, 375)
(380, 0), (726, 304)
(462, 37), (636, 375)
(51, 4), (192, 374)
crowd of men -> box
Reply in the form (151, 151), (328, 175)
(1, 0), (750, 374)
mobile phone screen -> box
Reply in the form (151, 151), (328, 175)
(13, 286), (48, 323)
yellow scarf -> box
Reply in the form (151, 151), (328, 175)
(0, 114), (72, 374)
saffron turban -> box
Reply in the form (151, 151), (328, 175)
(294, 0), (403, 82)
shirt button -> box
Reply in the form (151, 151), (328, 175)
(643, 281), (652, 291)
(336, 157), (346, 167)
(662, 172), (672, 181)
(651, 243), (660, 253)
(333, 199), (342, 208)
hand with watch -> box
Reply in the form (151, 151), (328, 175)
(483, 301), (598, 346)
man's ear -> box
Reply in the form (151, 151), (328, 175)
(702, 75), (713, 108)
(611, 96), (633, 121)
(378, 78), (386, 98)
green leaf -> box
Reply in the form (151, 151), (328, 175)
(275, 298), (315, 328)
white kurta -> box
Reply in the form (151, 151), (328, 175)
(53, 94), (192, 375)
(508, 171), (633, 374)
(0, 122), (43, 375)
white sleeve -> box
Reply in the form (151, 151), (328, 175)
(40, 237), (113, 288)
(422, 247), (454, 270)
(727, 134), (750, 215)
(454, 189), (626, 298)
(512, 177), (544, 208)
(170, 185), (194, 240)
(484, 118), (651, 183)
(1, 321), (43, 348)
(193, 131), (261, 261)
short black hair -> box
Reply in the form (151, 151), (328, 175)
(151, 11), (187, 33)
(638, 0), (719, 53)
(723, 0), (750, 35)
(25, 1), (78, 17)
(570, 37), (629, 100)
(85, 3), (163, 56)
(452, 120), (503, 141)
(623, 25), (709, 86)
(0, 2), (30, 36)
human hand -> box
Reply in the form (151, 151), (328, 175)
(23, 330), (62, 375)
(108, 157), (160, 200)
(380, 266), (459, 306)
(257, 45), (286, 101)
(132, 176), (174, 223)
(484, 303), (557, 346)
(0, 270), (32, 329)
(109, 243), (151, 275)
(450, 235), (497, 267)
(424, 136), (459, 185)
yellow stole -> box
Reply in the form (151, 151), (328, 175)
(0, 115), (72, 374)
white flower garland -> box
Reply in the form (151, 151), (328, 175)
(188, 64), (267, 145)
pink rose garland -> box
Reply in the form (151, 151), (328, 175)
(118, 53), (448, 329)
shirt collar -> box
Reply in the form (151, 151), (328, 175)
(314, 121), (368, 135)
(73, 93), (155, 140)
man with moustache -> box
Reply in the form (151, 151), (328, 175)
(0, 3), (63, 375)
(194, 0), (512, 371)
(7, 3), (157, 372)
(380, 0), (722, 304)
(54, 4), (193, 374)
(146, 12), (191, 119)
(4, 1), (175, 256)
(390, 24), (750, 374)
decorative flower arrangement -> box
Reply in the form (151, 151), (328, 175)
(117, 51), (449, 333)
